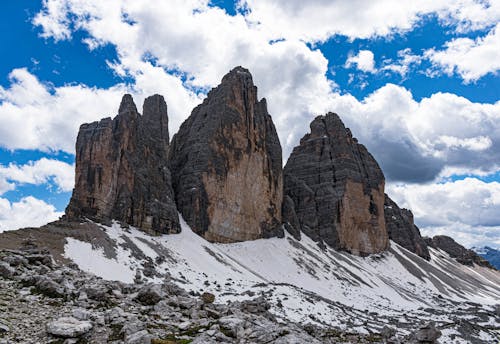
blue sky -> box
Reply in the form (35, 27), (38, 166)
(0, 0), (499, 248)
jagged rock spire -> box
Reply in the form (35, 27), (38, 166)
(65, 94), (180, 234)
(169, 66), (283, 243)
(283, 112), (389, 255)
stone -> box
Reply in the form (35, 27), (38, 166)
(410, 322), (441, 343)
(218, 316), (246, 338)
(65, 94), (180, 235)
(23, 275), (64, 298)
(201, 292), (215, 304)
(72, 308), (92, 321)
(240, 296), (270, 314)
(384, 195), (430, 260)
(170, 66), (283, 243)
(46, 317), (92, 338)
(125, 330), (152, 344)
(0, 262), (15, 279)
(426, 235), (494, 268)
(135, 284), (164, 305)
(0, 322), (9, 333)
(283, 112), (389, 255)
(82, 284), (109, 301)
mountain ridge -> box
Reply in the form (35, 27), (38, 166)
(0, 66), (498, 343)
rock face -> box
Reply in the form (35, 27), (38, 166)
(65, 94), (180, 235)
(170, 66), (283, 243)
(283, 113), (389, 255)
(426, 235), (494, 268)
(384, 195), (430, 260)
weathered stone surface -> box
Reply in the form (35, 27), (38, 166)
(65, 94), (180, 235)
(46, 317), (93, 338)
(170, 66), (283, 242)
(426, 235), (494, 268)
(283, 112), (389, 255)
(384, 195), (430, 260)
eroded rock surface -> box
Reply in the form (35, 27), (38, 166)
(426, 235), (494, 268)
(283, 113), (388, 255)
(170, 66), (283, 242)
(65, 94), (180, 235)
(384, 195), (430, 260)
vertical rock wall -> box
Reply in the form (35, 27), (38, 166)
(283, 113), (389, 255)
(65, 94), (180, 234)
(169, 67), (283, 242)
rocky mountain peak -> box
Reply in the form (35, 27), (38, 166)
(170, 67), (283, 243)
(118, 93), (138, 115)
(283, 112), (388, 255)
(65, 94), (179, 234)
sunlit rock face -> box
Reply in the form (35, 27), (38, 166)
(283, 112), (389, 256)
(66, 94), (180, 235)
(169, 66), (283, 243)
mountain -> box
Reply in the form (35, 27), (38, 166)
(474, 246), (500, 270)
(0, 67), (499, 343)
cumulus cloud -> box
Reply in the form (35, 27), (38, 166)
(345, 50), (376, 73)
(387, 178), (500, 248)
(0, 196), (63, 232)
(0, 68), (201, 153)
(241, 0), (500, 41)
(328, 85), (500, 182)
(425, 23), (500, 82)
(0, 158), (75, 194)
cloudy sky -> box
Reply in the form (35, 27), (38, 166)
(1, 0), (499, 248)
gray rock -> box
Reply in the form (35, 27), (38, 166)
(65, 94), (180, 235)
(82, 284), (109, 301)
(0, 262), (15, 279)
(2, 254), (28, 267)
(409, 322), (441, 343)
(72, 308), (92, 321)
(135, 284), (164, 305)
(0, 322), (9, 333)
(125, 330), (151, 344)
(384, 195), (430, 260)
(240, 296), (270, 314)
(218, 316), (246, 338)
(23, 275), (64, 298)
(427, 235), (494, 268)
(46, 317), (92, 338)
(170, 66), (283, 243)
(283, 113), (389, 255)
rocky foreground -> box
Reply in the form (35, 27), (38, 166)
(0, 242), (452, 344)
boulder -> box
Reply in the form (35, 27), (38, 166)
(409, 322), (441, 343)
(136, 284), (164, 305)
(384, 195), (430, 260)
(283, 113), (389, 255)
(46, 317), (92, 338)
(170, 66), (283, 242)
(65, 94), (180, 235)
(0, 262), (15, 279)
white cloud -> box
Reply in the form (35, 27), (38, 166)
(381, 48), (422, 78)
(425, 23), (500, 82)
(33, 0), (72, 41)
(0, 68), (201, 153)
(345, 50), (376, 73)
(0, 196), (63, 232)
(328, 85), (500, 182)
(241, 0), (500, 41)
(0, 158), (75, 195)
(387, 178), (500, 248)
